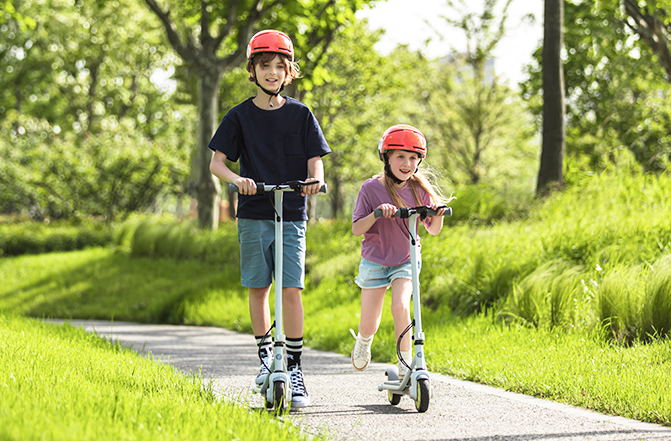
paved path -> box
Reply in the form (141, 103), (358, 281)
(53, 320), (671, 441)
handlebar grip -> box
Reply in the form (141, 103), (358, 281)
(374, 206), (452, 219)
(319, 184), (328, 194)
(374, 209), (400, 219)
(228, 181), (265, 195)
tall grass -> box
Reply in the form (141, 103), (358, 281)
(0, 313), (316, 441)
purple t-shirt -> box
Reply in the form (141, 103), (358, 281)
(352, 177), (431, 267)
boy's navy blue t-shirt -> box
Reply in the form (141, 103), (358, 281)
(209, 97), (331, 221)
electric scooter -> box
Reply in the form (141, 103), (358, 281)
(230, 180), (326, 411)
(373, 205), (452, 413)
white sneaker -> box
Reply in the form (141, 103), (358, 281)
(350, 329), (373, 371)
(289, 365), (310, 408)
(255, 348), (273, 386)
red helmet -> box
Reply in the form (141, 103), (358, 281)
(246, 30), (294, 61)
(378, 124), (427, 161)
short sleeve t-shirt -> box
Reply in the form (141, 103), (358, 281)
(209, 97), (331, 221)
(352, 177), (431, 267)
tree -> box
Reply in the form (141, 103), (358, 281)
(143, 0), (370, 229)
(521, 1), (671, 174)
(622, 0), (671, 81)
(537, 0), (565, 196)
(426, 0), (536, 186)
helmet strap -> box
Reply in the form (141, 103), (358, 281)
(255, 78), (284, 108)
(384, 162), (404, 185)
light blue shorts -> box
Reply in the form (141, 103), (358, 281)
(238, 219), (306, 289)
(355, 257), (421, 289)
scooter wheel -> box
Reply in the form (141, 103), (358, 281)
(415, 379), (430, 413)
(273, 381), (286, 411)
(388, 390), (401, 405)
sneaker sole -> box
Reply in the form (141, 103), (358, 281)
(291, 396), (310, 408)
(351, 353), (370, 371)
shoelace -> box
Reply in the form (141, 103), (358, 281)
(289, 366), (306, 395)
(349, 329), (370, 359)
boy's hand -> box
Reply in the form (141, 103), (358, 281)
(235, 177), (257, 195)
(376, 203), (397, 218)
(301, 178), (321, 196)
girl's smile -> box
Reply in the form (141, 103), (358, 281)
(387, 150), (420, 185)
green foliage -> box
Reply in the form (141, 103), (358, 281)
(0, 122), (189, 221)
(0, 0), (188, 139)
(0, 313), (314, 441)
(0, 219), (112, 256)
(521, 0), (671, 173)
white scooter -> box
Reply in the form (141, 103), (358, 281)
(230, 180), (326, 411)
(374, 205), (452, 413)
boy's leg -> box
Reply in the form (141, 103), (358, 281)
(283, 287), (309, 407)
(249, 286), (272, 336)
(250, 286), (273, 385)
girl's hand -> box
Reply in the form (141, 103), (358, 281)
(376, 203), (397, 218)
(430, 202), (447, 217)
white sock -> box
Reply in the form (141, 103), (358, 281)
(400, 350), (412, 364)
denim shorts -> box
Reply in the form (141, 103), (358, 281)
(355, 256), (421, 289)
(238, 219), (306, 289)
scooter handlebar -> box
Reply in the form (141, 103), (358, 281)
(229, 181), (327, 195)
(373, 205), (452, 219)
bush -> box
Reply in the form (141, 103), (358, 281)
(0, 220), (113, 256)
(0, 120), (189, 221)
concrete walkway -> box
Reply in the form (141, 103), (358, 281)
(53, 319), (671, 441)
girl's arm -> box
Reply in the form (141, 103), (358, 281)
(209, 150), (257, 195)
(352, 203), (396, 236)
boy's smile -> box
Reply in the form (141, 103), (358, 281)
(255, 56), (287, 94)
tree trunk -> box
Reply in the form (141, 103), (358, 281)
(194, 69), (223, 229)
(537, 0), (565, 196)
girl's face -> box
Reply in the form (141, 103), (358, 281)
(254, 55), (288, 93)
(387, 149), (421, 183)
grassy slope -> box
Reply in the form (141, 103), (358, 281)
(3, 172), (671, 426)
(0, 313), (316, 441)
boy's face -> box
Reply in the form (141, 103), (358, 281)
(253, 54), (288, 93)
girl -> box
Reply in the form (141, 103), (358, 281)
(350, 124), (447, 379)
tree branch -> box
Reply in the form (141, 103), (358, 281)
(144, 0), (199, 65)
(623, 0), (671, 81)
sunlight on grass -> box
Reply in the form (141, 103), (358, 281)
(0, 313), (317, 441)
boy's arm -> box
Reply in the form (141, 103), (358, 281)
(303, 156), (325, 196)
(209, 150), (257, 195)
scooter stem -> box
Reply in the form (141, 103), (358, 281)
(408, 213), (426, 370)
(273, 190), (286, 371)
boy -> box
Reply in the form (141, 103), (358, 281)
(208, 29), (331, 408)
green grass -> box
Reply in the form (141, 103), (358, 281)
(4, 171), (671, 430)
(0, 313), (317, 441)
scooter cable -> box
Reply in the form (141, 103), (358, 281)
(397, 320), (415, 372)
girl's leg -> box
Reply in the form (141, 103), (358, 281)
(358, 286), (387, 338)
(390, 278), (413, 352)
